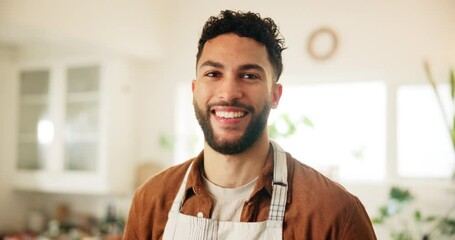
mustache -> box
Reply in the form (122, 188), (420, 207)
(207, 100), (255, 113)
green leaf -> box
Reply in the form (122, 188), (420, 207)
(159, 133), (174, 151)
(283, 114), (296, 136)
(414, 210), (421, 221)
(302, 116), (314, 128)
(450, 69), (455, 100)
(268, 124), (278, 139)
(372, 217), (383, 224)
(391, 231), (413, 240)
(390, 186), (413, 202)
(379, 206), (389, 217)
(450, 115), (455, 149)
(440, 218), (455, 235)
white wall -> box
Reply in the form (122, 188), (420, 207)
(0, 0), (166, 59)
(0, 0), (454, 237)
(154, 0), (455, 80)
(0, 46), (36, 231)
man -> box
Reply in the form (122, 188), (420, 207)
(123, 10), (377, 239)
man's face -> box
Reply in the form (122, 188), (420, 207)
(192, 33), (282, 155)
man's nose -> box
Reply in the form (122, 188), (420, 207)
(218, 76), (243, 101)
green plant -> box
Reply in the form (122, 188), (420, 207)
(373, 186), (433, 240)
(373, 186), (415, 225)
(423, 61), (455, 151)
(373, 186), (455, 240)
(268, 113), (313, 139)
(423, 204), (455, 239)
(439, 218), (455, 235)
(421, 61), (455, 239)
(159, 133), (174, 151)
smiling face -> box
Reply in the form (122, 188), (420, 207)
(192, 33), (282, 155)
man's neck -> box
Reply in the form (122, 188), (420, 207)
(203, 134), (271, 188)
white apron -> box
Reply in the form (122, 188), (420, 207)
(162, 141), (288, 240)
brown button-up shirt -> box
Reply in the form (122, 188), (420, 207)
(123, 151), (377, 239)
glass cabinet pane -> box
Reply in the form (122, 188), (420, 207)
(65, 141), (97, 171)
(17, 69), (50, 170)
(17, 142), (44, 169)
(65, 66), (100, 171)
(20, 70), (49, 94)
(66, 102), (99, 133)
(19, 104), (47, 134)
(67, 66), (99, 92)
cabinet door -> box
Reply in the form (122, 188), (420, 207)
(17, 69), (51, 170)
(14, 60), (134, 194)
(64, 66), (100, 171)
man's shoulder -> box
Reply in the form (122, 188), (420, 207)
(285, 154), (376, 239)
(288, 154), (358, 205)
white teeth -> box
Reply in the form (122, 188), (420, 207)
(215, 111), (245, 119)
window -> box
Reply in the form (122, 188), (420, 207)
(173, 84), (204, 163)
(397, 84), (454, 178)
(269, 81), (386, 182)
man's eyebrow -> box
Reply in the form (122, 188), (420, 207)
(199, 61), (265, 74)
(239, 64), (266, 74)
(199, 60), (224, 69)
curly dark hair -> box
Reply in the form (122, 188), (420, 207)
(196, 10), (286, 81)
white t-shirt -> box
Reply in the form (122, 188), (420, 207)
(202, 176), (258, 221)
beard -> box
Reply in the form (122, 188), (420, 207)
(193, 99), (271, 155)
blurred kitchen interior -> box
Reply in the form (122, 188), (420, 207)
(0, 0), (454, 239)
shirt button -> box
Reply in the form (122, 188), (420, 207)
(197, 212), (203, 218)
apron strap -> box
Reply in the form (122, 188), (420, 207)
(169, 162), (194, 215)
(268, 140), (288, 222)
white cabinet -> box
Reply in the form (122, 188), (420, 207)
(14, 57), (136, 195)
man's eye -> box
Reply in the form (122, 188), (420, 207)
(242, 74), (259, 80)
(206, 72), (220, 77)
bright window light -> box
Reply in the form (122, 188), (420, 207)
(397, 84), (454, 178)
(269, 81), (386, 182)
(174, 83), (204, 163)
(37, 119), (54, 145)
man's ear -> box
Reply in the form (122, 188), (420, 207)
(192, 80), (196, 93)
(271, 83), (282, 109)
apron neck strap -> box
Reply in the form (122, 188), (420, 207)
(268, 140), (289, 221)
(169, 162), (194, 214)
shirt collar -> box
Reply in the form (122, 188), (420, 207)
(182, 143), (294, 204)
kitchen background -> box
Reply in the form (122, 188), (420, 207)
(0, 0), (454, 239)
